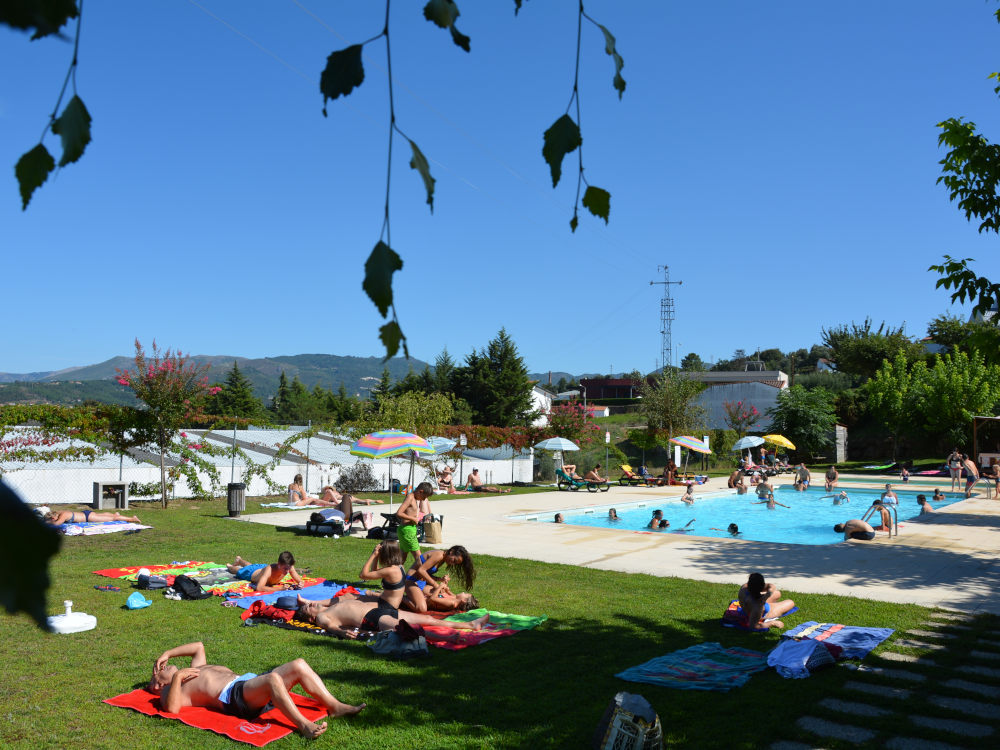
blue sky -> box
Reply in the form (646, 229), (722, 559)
(2, 1), (999, 376)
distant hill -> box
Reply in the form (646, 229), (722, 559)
(0, 353), (431, 406)
(528, 371), (605, 388)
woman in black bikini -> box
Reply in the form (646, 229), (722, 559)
(403, 545), (476, 613)
(358, 541), (406, 609)
(44, 509), (140, 525)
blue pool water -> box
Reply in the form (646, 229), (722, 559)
(516, 486), (965, 545)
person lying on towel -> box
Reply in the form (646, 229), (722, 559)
(737, 572), (796, 630)
(296, 593), (489, 638)
(225, 550), (303, 593)
(148, 641), (365, 739)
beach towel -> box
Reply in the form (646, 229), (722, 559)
(227, 581), (352, 609)
(103, 688), (327, 747)
(861, 463), (896, 471)
(721, 600), (799, 632)
(61, 521), (151, 536)
(259, 502), (322, 509)
(780, 621), (894, 659)
(93, 561), (216, 579)
(767, 638), (839, 679)
(915, 469), (948, 476)
(616, 643), (768, 691)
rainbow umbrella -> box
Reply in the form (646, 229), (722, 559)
(350, 430), (436, 510)
(668, 435), (712, 481)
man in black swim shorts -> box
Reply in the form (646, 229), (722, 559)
(834, 518), (876, 541)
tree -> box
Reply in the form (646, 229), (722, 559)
(680, 352), (705, 371)
(544, 403), (598, 447)
(270, 372), (291, 420)
(453, 329), (535, 426)
(115, 340), (219, 507)
(926, 314), (1000, 363)
(637, 369), (705, 440)
(721, 400), (760, 438)
(820, 318), (923, 383)
(370, 368), (393, 407)
(864, 352), (928, 460)
(433, 348), (457, 393)
(917, 350), (1000, 448)
(206, 362), (265, 420)
(767, 385), (837, 460)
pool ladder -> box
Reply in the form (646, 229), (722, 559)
(860, 503), (898, 538)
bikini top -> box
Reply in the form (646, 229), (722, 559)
(406, 555), (438, 582)
(383, 566), (406, 591)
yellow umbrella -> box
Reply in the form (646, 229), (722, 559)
(763, 434), (795, 450)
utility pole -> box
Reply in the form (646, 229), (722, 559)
(650, 265), (683, 370)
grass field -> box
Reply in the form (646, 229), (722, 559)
(3, 495), (997, 749)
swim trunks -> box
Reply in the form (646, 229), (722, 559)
(218, 672), (271, 719)
(361, 603), (398, 631)
(397, 523), (419, 554)
(849, 530), (876, 541)
(236, 564), (267, 582)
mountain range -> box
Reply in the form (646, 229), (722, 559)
(0, 354), (596, 407)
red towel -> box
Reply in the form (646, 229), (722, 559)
(103, 688), (327, 747)
(421, 625), (519, 650)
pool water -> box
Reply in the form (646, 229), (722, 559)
(522, 486), (965, 545)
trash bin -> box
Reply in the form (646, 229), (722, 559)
(227, 483), (246, 518)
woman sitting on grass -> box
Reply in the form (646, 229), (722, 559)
(403, 545), (476, 613)
(44, 509), (141, 525)
(738, 572), (796, 630)
(358, 541), (406, 609)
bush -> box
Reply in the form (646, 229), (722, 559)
(335, 463), (381, 493)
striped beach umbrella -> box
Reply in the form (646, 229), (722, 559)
(350, 430), (435, 510)
(669, 435), (712, 482)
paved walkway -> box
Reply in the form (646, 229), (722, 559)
(234, 474), (1000, 614)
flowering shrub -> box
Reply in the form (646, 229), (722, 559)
(722, 400), (760, 438)
(116, 340), (216, 507)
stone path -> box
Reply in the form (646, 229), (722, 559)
(769, 610), (1000, 749)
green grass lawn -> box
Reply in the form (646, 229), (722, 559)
(3, 498), (996, 749)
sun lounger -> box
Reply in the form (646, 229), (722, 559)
(556, 469), (611, 492)
(618, 464), (657, 487)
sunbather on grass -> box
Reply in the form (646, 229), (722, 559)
(402, 545), (476, 614)
(288, 474), (339, 507)
(226, 550), (304, 593)
(738, 572), (795, 630)
(297, 593), (489, 637)
(402, 579), (479, 614)
(44, 509), (140, 525)
(358, 541), (406, 609)
(466, 468), (510, 493)
(148, 641), (364, 739)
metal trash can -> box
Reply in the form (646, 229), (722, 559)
(227, 483), (246, 518)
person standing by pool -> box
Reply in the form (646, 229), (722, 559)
(962, 454), (980, 498)
(824, 465), (839, 491)
(870, 501), (893, 531)
(737, 572), (796, 630)
(880, 483), (899, 505)
(947, 448), (963, 492)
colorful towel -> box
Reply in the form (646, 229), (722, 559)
(94, 562), (323, 597)
(721, 600), (799, 632)
(61, 521), (151, 536)
(616, 643), (769, 691)
(443, 608), (548, 631)
(94, 561), (215, 579)
(259, 502), (322, 509)
(781, 621), (894, 659)
(104, 688), (327, 747)
(228, 581), (352, 609)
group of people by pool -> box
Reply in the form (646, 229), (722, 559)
(149, 480), (486, 738)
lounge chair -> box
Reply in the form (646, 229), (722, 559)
(557, 468), (611, 492)
(305, 508), (368, 537)
(618, 464), (657, 487)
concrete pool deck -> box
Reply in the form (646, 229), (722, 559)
(237, 474), (1000, 614)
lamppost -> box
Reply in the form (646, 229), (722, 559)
(581, 384), (587, 411)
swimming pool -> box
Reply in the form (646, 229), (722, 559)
(512, 486), (966, 545)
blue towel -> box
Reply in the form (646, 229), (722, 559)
(781, 621), (894, 659)
(229, 581), (362, 609)
(616, 642), (768, 691)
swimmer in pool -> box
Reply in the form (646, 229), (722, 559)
(647, 510), (664, 529)
(820, 491), (849, 504)
(608, 508), (619, 521)
(710, 523), (741, 537)
(753, 497), (789, 509)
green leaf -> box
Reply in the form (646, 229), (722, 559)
(0, 0), (78, 40)
(424, 0), (458, 28)
(320, 45), (364, 116)
(15, 144), (55, 210)
(408, 139), (436, 213)
(363, 241), (403, 317)
(450, 25), (471, 52)
(596, 24), (626, 100)
(513, 0), (526, 15)
(0, 482), (61, 630)
(542, 114), (581, 188)
(379, 321), (408, 361)
(569, 213), (578, 233)
(423, 0), (470, 52)
(51, 95), (92, 167)
(582, 185), (611, 224)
